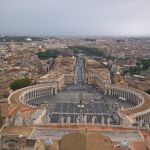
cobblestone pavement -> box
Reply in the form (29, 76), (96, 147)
(27, 56), (134, 124)
(28, 84), (134, 124)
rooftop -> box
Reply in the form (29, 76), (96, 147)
(59, 131), (113, 150)
(1, 126), (33, 137)
(39, 70), (63, 80)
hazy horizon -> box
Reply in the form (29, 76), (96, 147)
(1, 0), (150, 37)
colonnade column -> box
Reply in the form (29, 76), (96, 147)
(104, 88), (107, 95)
(108, 88), (111, 96)
(51, 88), (53, 95)
(55, 88), (57, 95)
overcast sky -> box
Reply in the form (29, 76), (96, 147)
(0, 0), (150, 36)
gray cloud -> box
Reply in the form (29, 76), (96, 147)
(0, 0), (150, 36)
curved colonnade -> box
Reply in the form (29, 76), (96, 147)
(87, 72), (150, 126)
(8, 83), (58, 108)
(8, 80), (150, 126)
(105, 84), (150, 125)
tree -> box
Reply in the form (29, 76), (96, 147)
(37, 50), (59, 60)
(141, 59), (150, 70)
(69, 46), (105, 57)
(10, 78), (32, 90)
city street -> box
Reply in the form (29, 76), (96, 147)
(75, 56), (86, 88)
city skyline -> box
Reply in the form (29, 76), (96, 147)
(1, 0), (150, 37)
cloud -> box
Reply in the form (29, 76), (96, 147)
(0, 0), (150, 36)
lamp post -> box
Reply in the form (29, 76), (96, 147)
(77, 91), (84, 123)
